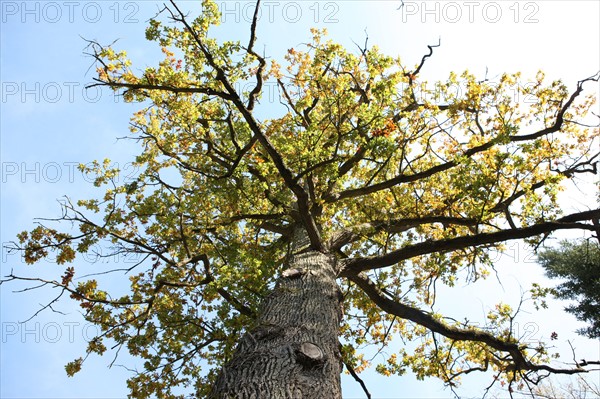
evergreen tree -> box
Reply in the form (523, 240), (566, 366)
(539, 239), (600, 339)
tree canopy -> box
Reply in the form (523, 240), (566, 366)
(4, 0), (600, 397)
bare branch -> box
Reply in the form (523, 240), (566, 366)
(407, 38), (441, 79)
(245, 0), (266, 111)
(343, 357), (372, 399)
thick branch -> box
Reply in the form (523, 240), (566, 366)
(160, 1), (323, 250)
(328, 216), (479, 250)
(229, 97), (323, 250)
(86, 79), (232, 100)
(327, 74), (599, 203)
(350, 272), (592, 375)
(512, 72), (600, 142)
(340, 209), (600, 276)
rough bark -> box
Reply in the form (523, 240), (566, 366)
(209, 228), (343, 398)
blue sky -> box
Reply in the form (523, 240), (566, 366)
(1, 1), (599, 398)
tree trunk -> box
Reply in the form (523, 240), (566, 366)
(209, 227), (343, 398)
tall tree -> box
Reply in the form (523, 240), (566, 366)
(3, 1), (600, 397)
(538, 239), (600, 339)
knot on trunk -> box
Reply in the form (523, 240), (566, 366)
(282, 268), (305, 279)
(295, 342), (325, 370)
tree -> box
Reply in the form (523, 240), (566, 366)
(538, 239), (600, 339)
(3, 1), (600, 397)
